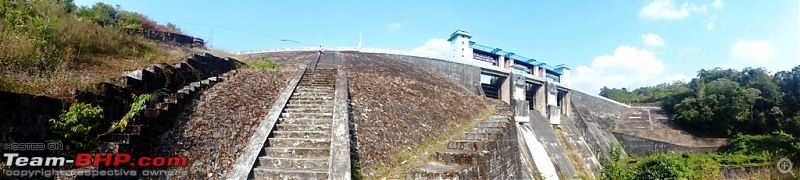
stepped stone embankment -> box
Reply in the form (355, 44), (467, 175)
(340, 52), (492, 177)
(407, 99), (521, 179)
(158, 69), (293, 179)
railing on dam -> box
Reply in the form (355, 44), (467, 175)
(235, 47), (571, 89)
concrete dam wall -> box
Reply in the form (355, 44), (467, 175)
(363, 53), (483, 95)
(613, 132), (722, 156)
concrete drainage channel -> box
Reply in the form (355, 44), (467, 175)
(229, 55), (351, 179)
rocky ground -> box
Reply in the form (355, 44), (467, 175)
(340, 52), (493, 178)
(157, 69), (293, 179)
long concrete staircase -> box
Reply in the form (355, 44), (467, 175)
(252, 69), (338, 179)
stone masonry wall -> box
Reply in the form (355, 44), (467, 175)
(407, 100), (521, 179)
(123, 28), (205, 48)
(366, 53), (483, 95)
(613, 132), (721, 157)
(0, 91), (63, 150)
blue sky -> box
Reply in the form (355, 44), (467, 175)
(75, 0), (799, 94)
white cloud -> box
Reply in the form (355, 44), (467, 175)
(712, 0), (723, 9)
(411, 38), (452, 57)
(572, 45), (667, 94)
(732, 40), (774, 62)
(641, 33), (665, 47)
(639, 0), (707, 20)
(386, 22), (407, 31)
(706, 15), (717, 30)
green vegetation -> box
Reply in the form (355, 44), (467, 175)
(49, 93), (153, 156)
(352, 159), (363, 180)
(600, 66), (800, 178)
(246, 56), (280, 70)
(599, 82), (690, 105)
(0, 0), (185, 97)
(109, 94), (151, 132)
(600, 133), (800, 179)
(48, 102), (103, 155)
(602, 66), (800, 137)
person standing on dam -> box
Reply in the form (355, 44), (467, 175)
(319, 45), (325, 55)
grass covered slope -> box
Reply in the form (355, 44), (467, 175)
(341, 52), (493, 178)
(0, 1), (188, 98)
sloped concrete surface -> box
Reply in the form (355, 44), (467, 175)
(528, 110), (577, 178)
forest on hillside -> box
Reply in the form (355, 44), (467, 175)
(601, 65), (800, 137)
(599, 65), (800, 179)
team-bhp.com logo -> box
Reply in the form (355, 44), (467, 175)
(4, 153), (187, 167)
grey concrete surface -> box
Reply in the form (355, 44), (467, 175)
(528, 110), (577, 178)
(329, 67), (352, 180)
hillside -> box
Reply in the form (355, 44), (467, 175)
(0, 1), (203, 99)
(599, 66), (800, 179)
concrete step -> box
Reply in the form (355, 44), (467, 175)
(448, 140), (489, 151)
(470, 126), (505, 133)
(272, 131), (330, 139)
(286, 103), (334, 108)
(276, 124), (331, 131)
(289, 96), (334, 101)
(295, 87), (334, 91)
(293, 89), (334, 94)
(283, 107), (334, 113)
(280, 112), (333, 119)
(288, 98), (334, 104)
(434, 150), (479, 165)
(263, 147), (330, 158)
(257, 157), (329, 170)
(299, 79), (334, 81)
(476, 122), (507, 128)
(462, 132), (502, 140)
(298, 82), (335, 85)
(296, 84), (332, 87)
(279, 118), (332, 125)
(268, 138), (330, 148)
(290, 92), (334, 97)
(252, 168), (328, 180)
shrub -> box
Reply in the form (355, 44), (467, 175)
(635, 154), (690, 180)
(109, 94), (151, 132)
(48, 102), (103, 155)
(246, 57), (280, 70)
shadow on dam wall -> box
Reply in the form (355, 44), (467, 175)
(569, 90), (629, 163)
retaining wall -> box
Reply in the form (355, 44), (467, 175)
(612, 132), (721, 156)
(0, 92), (63, 149)
(122, 28), (205, 48)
